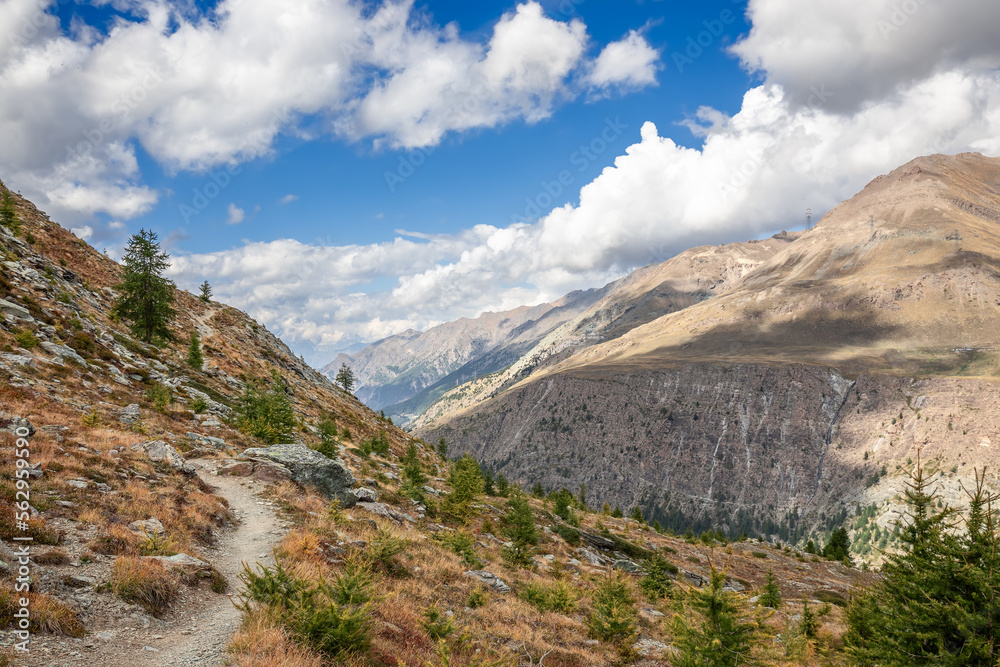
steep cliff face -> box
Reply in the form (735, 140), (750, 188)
(418, 153), (1000, 551)
(422, 362), (1000, 546)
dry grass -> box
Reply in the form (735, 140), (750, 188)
(109, 556), (179, 615)
(0, 586), (85, 637)
(227, 608), (325, 667)
(33, 548), (71, 565)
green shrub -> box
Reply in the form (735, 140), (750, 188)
(238, 559), (373, 659)
(639, 553), (677, 601)
(501, 492), (538, 567)
(759, 571), (782, 608)
(191, 397), (208, 414)
(422, 604), (455, 640)
(751, 551), (768, 559)
(232, 372), (297, 444)
(587, 573), (637, 645)
(436, 530), (482, 568)
(442, 454), (484, 522)
(554, 524), (581, 546)
(145, 383), (173, 412)
(357, 432), (391, 457)
(14, 329), (38, 349)
(367, 529), (407, 575)
(467, 587), (488, 609)
(520, 581), (577, 614)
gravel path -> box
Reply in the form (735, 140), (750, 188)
(22, 459), (285, 667)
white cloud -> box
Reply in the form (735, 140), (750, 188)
(279, 194), (298, 204)
(70, 225), (94, 241)
(171, 66), (1000, 363)
(586, 30), (659, 90)
(226, 203), (245, 224)
(0, 0), (649, 221)
(732, 0), (1000, 109)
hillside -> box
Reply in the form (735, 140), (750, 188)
(0, 185), (879, 666)
(417, 153), (1000, 559)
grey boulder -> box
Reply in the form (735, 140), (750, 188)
(239, 443), (357, 507)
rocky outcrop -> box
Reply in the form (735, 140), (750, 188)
(130, 440), (195, 475)
(238, 443), (357, 507)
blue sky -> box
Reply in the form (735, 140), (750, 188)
(4, 0), (1000, 364)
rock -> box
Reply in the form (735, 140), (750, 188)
(119, 404), (141, 425)
(63, 575), (95, 589)
(579, 530), (616, 550)
(575, 547), (605, 566)
(633, 638), (670, 658)
(128, 518), (166, 535)
(0, 415), (35, 436)
(66, 479), (89, 489)
(352, 487), (377, 503)
(239, 443), (357, 507)
(722, 578), (746, 593)
(681, 570), (706, 587)
(40, 341), (87, 366)
(251, 459), (294, 483)
(356, 500), (415, 523)
(145, 553), (212, 571)
(464, 570), (510, 593)
(181, 386), (231, 417)
(0, 299), (31, 320)
(613, 559), (641, 573)
(130, 440), (195, 475)
(24, 462), (43, 479)
(0, 353), (34, 368)
(185, 433), (226, 449)
(217, 461), (254, 477)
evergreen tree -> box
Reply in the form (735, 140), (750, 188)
(501, 492), (539, 567)
(823, 526), (851, 562)
(758, 571), (782, 609)
(799, 600), (818, 639)
(495, 473), (510, 497)
(186, 332), (203, 370)
(442, 454), (483, 521)
(674, 568), (758, 667)
(335, 363), (355, 392)
(611, 506), (624, 519)
(639, 553), (675, 601)
(436, 438), (448, 460)
(233, 371), (297, 444)
(804, 539), (817, 554)
(199, 280), (212, 302)
(402, 442), (428, 500)
(482, 466), (496, 496)
(587, 573), (638, 646)
(577, 483), (588, 509)
(113, 229), (177, 342)
(552, 488), (574, 522)
(531, 482), (545, 498)
(846, 465), (1000, 666)
(0, 188), (20, 235)
(629, 506), (644, 522)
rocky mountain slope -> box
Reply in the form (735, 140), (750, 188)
(417, 153), (1000, 557)
(0, 183), (872, 666)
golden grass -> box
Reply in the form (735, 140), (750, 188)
(109, 556), (179, 615)
(0, 586), (85, 637)
(227, 608), (325, 667)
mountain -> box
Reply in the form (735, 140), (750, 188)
(0, 182), (873, 666)
(416, 152), (1000, 555)
(321, 287), (609, 412)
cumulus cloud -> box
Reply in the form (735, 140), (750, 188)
(226, 203), (245, 224)
(279, 194), (298, 204)
(70, 225), (94, 241)
(732, 0), (1000, 109)
(172, 66), (1000, 363)
(586, 30), (659, 91)
(0, 0), (656, 221)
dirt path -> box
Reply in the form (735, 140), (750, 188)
(24, 459), (285, 667)
(140, 460), (283, 666)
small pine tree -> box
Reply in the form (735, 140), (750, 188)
(501, 491), (539, 567)
(0, 189), (20, 235)
(442, 454), (483, 521)
(495, 473), (510, 497)
(674, 568), (757, 667)
(113, 229), (177, 343)
(639, 553), (676, 601)
(233, 372), (297, 444)
(436, 438), (448, 460)
(335, 363), (355, 392)
(481, 466), (496, 496)
(823, 526), (851, 562)
(804, 539), (817, 554)
(199, 280), (212, 302)
(611, 506), (624, 519)
(531, 482), (545, 498)
(186, 332), (203, 370)
(799, 600), (818, 639)
(587, 573), (638, 645)
(758, 571), (782, 609)
(629, 506), (644, 522)
(577, 483), (588, 509)
(402, 442), (428, 500)
(552, 489), (574, 522)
